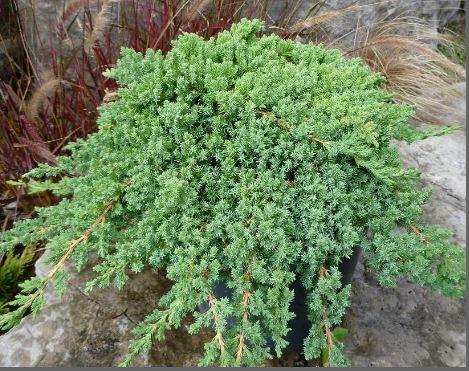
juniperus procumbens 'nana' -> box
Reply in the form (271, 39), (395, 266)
(0, 19), (465, 367)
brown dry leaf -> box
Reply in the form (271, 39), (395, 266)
(103, 89), (119, 103)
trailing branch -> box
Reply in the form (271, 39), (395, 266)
(208, 292), (226, 355)
(0, 200), (116, 330)
(236, 289), (252, 362)
(44, 200), (116, 282)
(319, 267), (334, 367)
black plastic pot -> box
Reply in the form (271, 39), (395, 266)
(199, 245), (362, 352)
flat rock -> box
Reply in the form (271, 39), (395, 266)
(344, 83), (466, 367)
(343, 259), (466, 367)
(0, 258), (211, 367)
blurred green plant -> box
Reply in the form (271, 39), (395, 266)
(437, 22), (466, 67)
(0, 245), (35, 316)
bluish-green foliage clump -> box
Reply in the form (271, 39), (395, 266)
(0, 19), (465, 366)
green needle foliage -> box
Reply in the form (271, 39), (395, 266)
(0, 19), (465, 366)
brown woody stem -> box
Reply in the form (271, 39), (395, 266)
(319, 267), (333, 367)
(208, 292), (226, 355)
(408, 223), (428, 245)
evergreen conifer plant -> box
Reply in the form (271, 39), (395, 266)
(0, 19), (465, 367)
